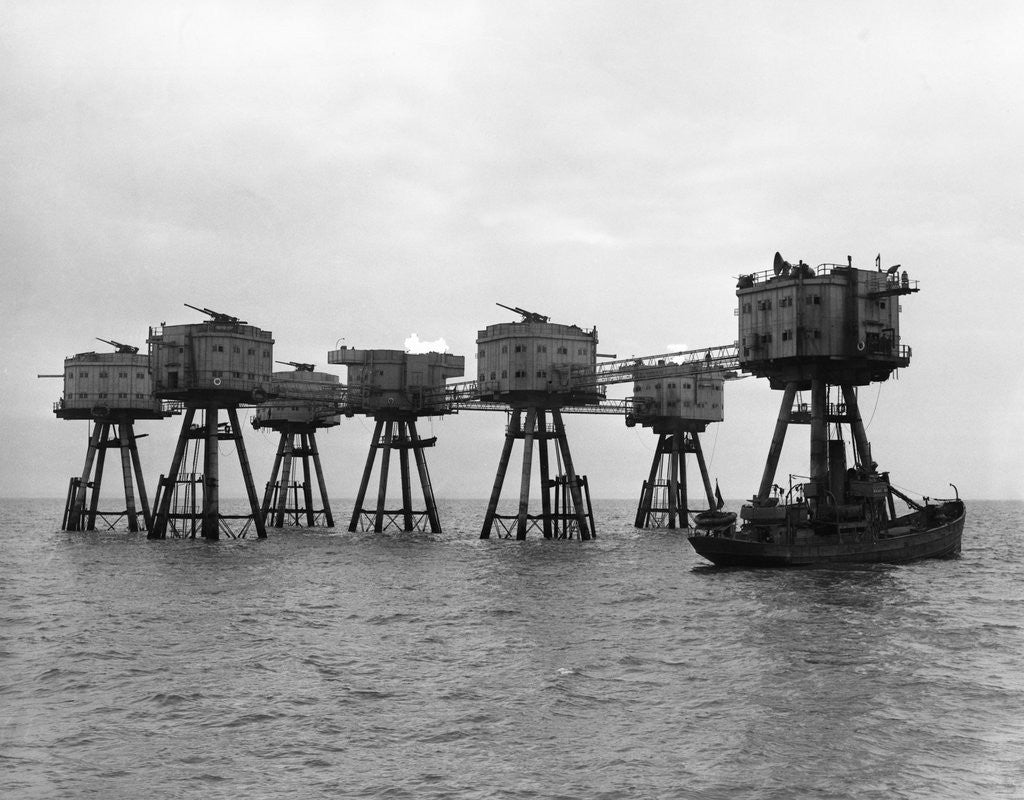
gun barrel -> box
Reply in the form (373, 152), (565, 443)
(495, 302), (550, 323)
(183, 303), (244, 324)
(95, 337), (139, 353)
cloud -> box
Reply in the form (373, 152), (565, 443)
(405, 333), (449, 353)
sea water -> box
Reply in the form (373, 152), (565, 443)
(1, 499), (1022, 799)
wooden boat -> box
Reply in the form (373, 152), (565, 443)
(689, 488), (965, 567)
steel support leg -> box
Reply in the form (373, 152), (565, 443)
(515, 409), (537, 540)
(261, 433), (286, 523)
(667, 433), (680, 529)
(691, 432), (717, 509)
(67, 422), (103, 531)
(228, 407), (266, 539)
(551, 409), (592, 540)
(300, 433), (315, 527)
(202, 407), (220, 540)
(410, 421), (441, 533)
(351, 419), (383, 532)
(481, 409), (520, 538)
(810, 379), (828, 487)
(151, 406), (196, 539)
(309, 431), (334, 527)
(85, 422), (111, 530)
(757, 382), (798, 501)
(399, 422), (415, 531)
(117, 421), (140, 532)
(537, 409), (552, 539)
(373, 420), (394, 532)
(128, 425), (153, 530)
(841, 384), (873, 469)
(274, 433), (294, 527)
(635, 434), (666, 528)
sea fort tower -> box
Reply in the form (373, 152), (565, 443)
(147, 305), (274, 540)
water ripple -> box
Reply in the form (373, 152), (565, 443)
(0, 499), (1021, 799)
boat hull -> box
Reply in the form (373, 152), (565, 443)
(688, 501), (965, 567)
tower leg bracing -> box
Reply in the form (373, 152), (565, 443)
(348, 416), (442, 533)
(63, 416), (151, 533)
(259, 428), (333, 528)
(480, 406), (594, 540)
(634, 430), (715, 530)
(756, 382), (799, 502)
(149, 405), (266, 540)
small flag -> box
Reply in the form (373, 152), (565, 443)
(715, 480), (725, 510)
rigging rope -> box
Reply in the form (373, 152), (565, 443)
(707, 419), (720, 466)
(865, 383), (882, 430)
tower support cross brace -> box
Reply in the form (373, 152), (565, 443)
(63, 415), (152, 532)
(480, 406), (594, 540)
(260, 427), (335, 528)
(349, 416), (441, 533)
(149, 405), (266, 540)
(634, 430), (717, 529)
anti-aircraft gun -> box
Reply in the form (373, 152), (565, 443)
(496, 302), (550, 324)
(276, 360), (316, 372)
(183, 303), (246, 325)
(96, 338), (139, 354)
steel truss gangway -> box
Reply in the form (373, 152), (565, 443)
(235, 343), (739, 418)
(434, 343), (739, 411)
(568, 343), (739, 390)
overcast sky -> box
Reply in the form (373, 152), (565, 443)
(4, 1), (1023, 506)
